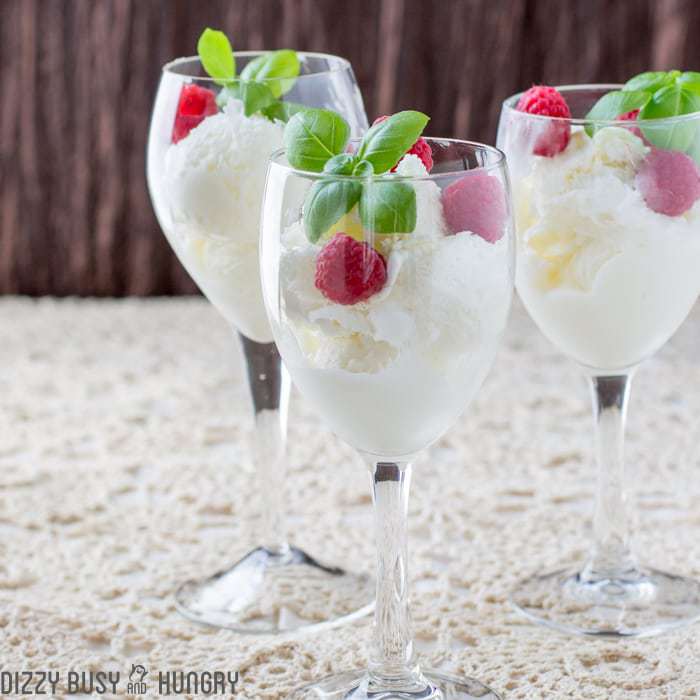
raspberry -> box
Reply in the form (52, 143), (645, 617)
(515, 85), (571, 157)
(172, 84), (218, 144)
(616, 108), (643, 139)
(635, 148), (700, 216)
(617, 109), (640, 121)
(315, 234), (387, 305)
(442, 171), (507, 243)
(372, 116), (433, 172)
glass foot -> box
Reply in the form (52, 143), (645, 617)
(511, 565), (700, 637)
(175, 545), (374, 634)
(287, 669), (501, 699)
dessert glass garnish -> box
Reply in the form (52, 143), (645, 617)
(261, 108), (513, 699)
(498, 72), (700, 637)
(147, 28), (373, 634)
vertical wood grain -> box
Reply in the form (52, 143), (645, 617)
(1, 0), (699, 296)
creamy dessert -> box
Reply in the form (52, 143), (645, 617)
(266, 113), (512, 457)
(160, 99), (283, 342)
(147, 30), (301, 343)
(507, 83), (700, 370)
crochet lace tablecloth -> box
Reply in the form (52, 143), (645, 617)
(2, 296), (700, 699)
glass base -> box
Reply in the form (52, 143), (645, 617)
(175, 545), (374, 634)
(511, 565), (700, 637)
(287, 669), (501, 699)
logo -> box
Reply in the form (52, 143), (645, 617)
(127, 665), (148, 694)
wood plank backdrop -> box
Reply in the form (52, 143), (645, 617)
(2, 0), (700, 296)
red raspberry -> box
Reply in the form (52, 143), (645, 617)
(442, 171), (507, 243)
(172, 84), (218, 144)
(372, 116), (433, 172)
(616, 108), (643, 139)
(617, 109), (640, 121)
(315, 234), (387, 305)
(515, 85), (571, 157)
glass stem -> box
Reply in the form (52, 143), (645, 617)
(238, 332), (291, 556)
(368, 462), (424, 689)
(582, 371), (638, 581)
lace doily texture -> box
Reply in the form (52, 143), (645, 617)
(2, 296), (700, 699)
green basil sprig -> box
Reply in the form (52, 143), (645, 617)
(585, 70), (700, 151)
(303, 157), (363, 243)
(284, 109), (351, 172)
(359, 181), (417, 234)
(197, 27), (301, 121)
(284, 108), (428, 241)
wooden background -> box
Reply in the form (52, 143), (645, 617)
(3, 0), (700, 296)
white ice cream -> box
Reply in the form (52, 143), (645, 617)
(270, 157), (513, 457)
(515, 127), (700, 370)
(149, 97), (284, 343)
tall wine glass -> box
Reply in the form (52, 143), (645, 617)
(261, 139), (513, 699)
(146, 52), (373, 633)
(498, 85), (700, 637)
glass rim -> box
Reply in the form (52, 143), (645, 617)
(163, 51), (353, 82)
(268, 137), (506, 182)
(502, 82), (700, 127)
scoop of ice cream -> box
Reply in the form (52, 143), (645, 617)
(162, 99), (285, 342)
(635, 148), (700, 216)
(520, 127), (653, 291)
(164, 100), (284, 240)
(442, 171), (507, 242)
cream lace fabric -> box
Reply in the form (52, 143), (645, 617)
(2, 297), (700, 699)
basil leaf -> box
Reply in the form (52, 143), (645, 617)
(240, 50), (300, 98)
(284, 108), (351, 172)
(352, 159), (374, 177)
(357, 111), (429, 173)
(640, 84), (700, 150)
(228, 80), (277, 117)
(261, 100), (306, 123)
(678, 71), (700, 96)
(584, 90), (650, 137)
(197, 28), (235, 85)
(359, 182), (416, 234)
(323, 153), (356, 175)
(624, 71), (674, 93)
(303, 180), (362, 243)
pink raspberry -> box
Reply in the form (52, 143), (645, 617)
(372, 116), (433, 172)
(442, 171), (507, 243)
(315, 234), (387, 305)
(516, 85), (571, 157)
(636, 148), (700, 216)
(172, 84), (218, 144)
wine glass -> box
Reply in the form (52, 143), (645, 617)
(497, 84), (700, 637)
(146, 52), (373, 633)
(261, 138), (513, 699)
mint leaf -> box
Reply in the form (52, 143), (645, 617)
(240, 50), (300, 98)
(584, 90), (651, 136)
(284, 108), (351, 172)
(261, 100), (306, 123)
(359, 182), (416, 234)
(640, 83), (700, 150)
(357, 111), (429, 173)
(624, 71), (675, 93)
(197, 28), (235, 85)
